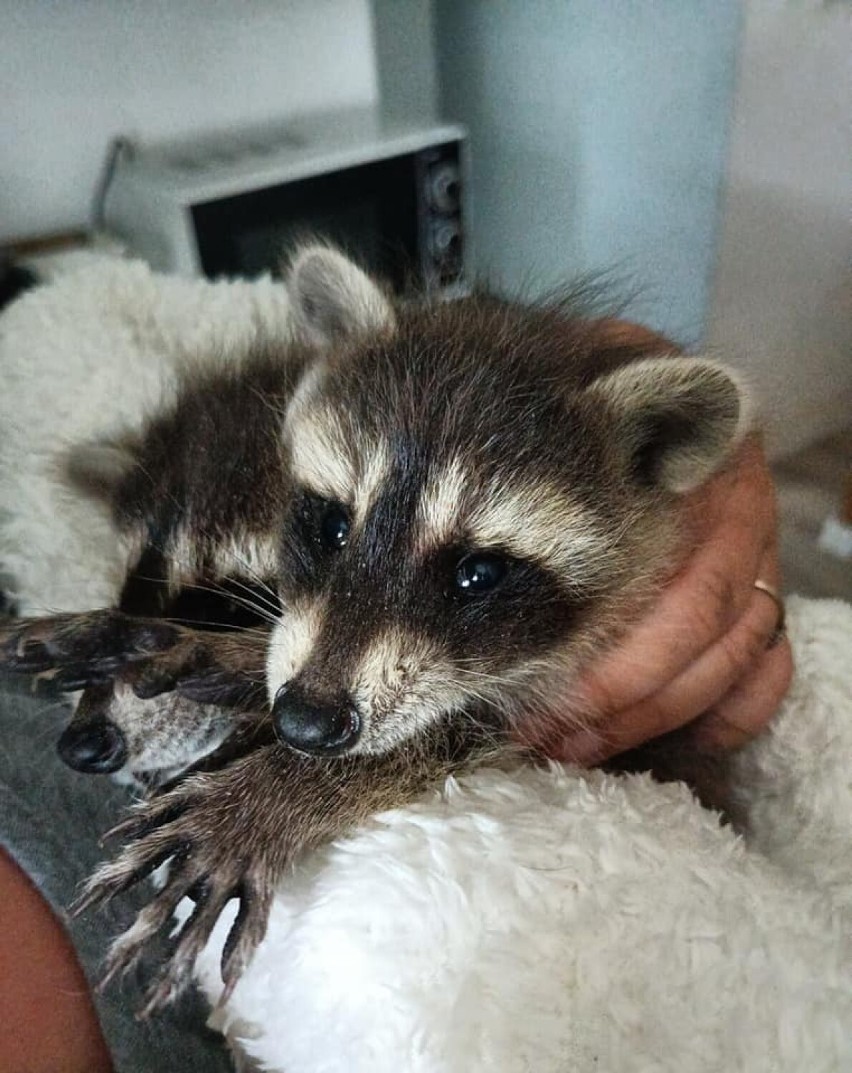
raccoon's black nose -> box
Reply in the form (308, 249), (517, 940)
(272, 686), (361, 756)
(57, 720), (127, 774)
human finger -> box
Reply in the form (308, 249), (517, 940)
(575, 437), (775, 720)
(687, 632), (793, 753)
(560, 555), (783, 764)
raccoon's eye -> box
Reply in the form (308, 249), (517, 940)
(319, 503), (350, 551)
(455, 551), (507, 595)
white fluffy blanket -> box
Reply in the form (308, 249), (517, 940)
(190, 597), (852, 1073)
(2, 258), (851, 1072)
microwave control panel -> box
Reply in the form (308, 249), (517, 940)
(103, 112), (470, 295)
(416, 142), (465, 292)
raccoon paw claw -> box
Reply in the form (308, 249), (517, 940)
(74, 826), (185, 915)
(177, 669), (264, 708)
(219, 882), (273, 999)
(81, 758), (280, 1010)
(126, 635), (267, 711)
(140, 873), (263, 1017)
(97, 859), (198, 988)
(0, 611), (180, 685)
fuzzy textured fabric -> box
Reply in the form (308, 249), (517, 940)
(183, 597), (852, 1073)
(3, 257), (851, 1071)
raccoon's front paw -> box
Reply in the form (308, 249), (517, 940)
(126, 630), (269, 712)
(0, 611), (181, 690)
(77, 743), (287, 1015)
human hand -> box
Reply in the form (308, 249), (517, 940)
(535, 436), (793, 764)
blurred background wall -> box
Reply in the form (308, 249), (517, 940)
(3, 0), (850, 459)
(378, 0), (851, 458)
(707, 0), (852, 458)
(0, 0), (378, 241)
(433, 0), (742, 345)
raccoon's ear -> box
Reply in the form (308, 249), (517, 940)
(286, 245), (395, 348)
(588, 357), (749, 494)
(62, 434), (140, 503)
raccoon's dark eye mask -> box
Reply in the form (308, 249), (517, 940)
(294, 491), (351, 551)
(119, 545), (280, 634)
(319, 503), (351, 550)
(454, 550), (507, 595)
(162, 577), (281, 633)
(291, 486), (515, 598)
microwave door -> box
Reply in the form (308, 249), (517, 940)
(191, 154), (420, 291)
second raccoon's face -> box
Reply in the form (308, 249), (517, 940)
(265, 247), (746, 758)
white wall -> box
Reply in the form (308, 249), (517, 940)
(435, 0), (742, 344)
(372, 0), (438, 123)
(707, 0), (852, 458)
(0, 0), (378, 242)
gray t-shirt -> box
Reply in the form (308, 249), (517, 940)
(0, 677), (232, 1073)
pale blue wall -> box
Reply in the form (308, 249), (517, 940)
(435, 0), (742, 342)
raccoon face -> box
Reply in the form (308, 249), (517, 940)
(267, 247), (748, 758)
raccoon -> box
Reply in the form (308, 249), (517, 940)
(0, 245), (747, 1010)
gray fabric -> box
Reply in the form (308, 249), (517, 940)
(0, 676), (232, 1073)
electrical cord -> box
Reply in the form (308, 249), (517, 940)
(91, 136), (136, 234)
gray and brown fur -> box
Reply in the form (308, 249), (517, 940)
(0, 245), (748, 1011)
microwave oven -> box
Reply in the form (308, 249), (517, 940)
(103, 109), (469, 295)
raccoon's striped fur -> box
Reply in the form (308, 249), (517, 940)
(0, 246), (748, 1009)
